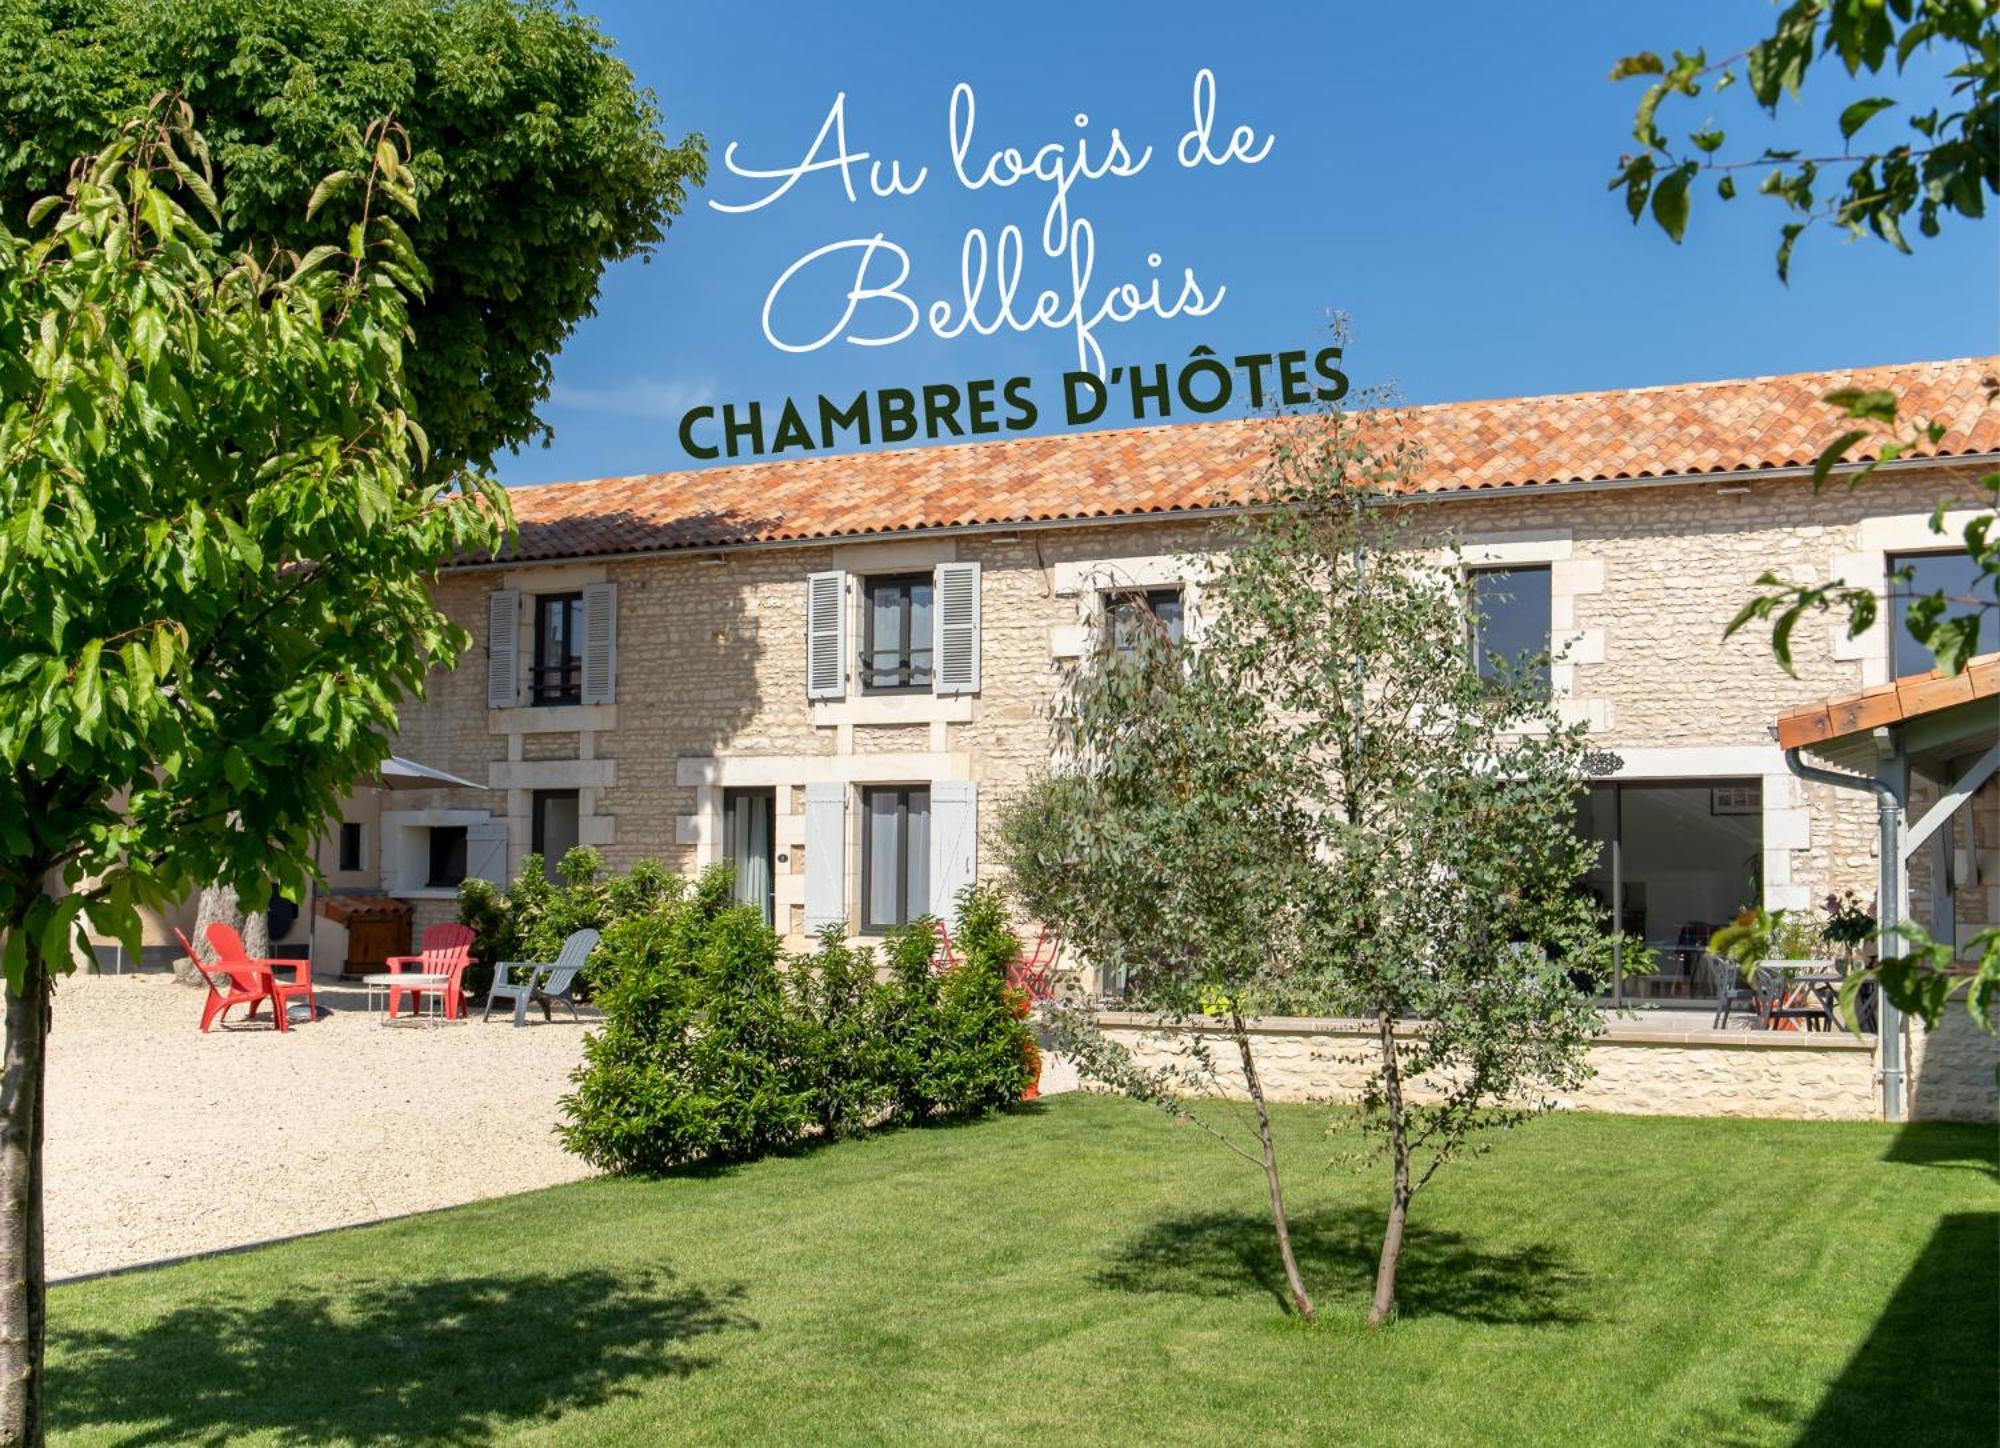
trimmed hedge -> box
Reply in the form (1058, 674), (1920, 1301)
(559, 874), (1037, 1173)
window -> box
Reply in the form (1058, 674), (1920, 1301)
(1103, 587), (1184, 657)
(724, 788), (776, 925)
(531, 790), (580, 882)
(426, 826), (468, 888)
(1578, 780), (1763, 1008)
(862, 574), (934, 692)
(1888, 550), (1997, 678)
(336, 821), (364, 873)
(1470, 566), (1552, 694)
(532, 592), (584, 705)
(861, 786), (930, 931)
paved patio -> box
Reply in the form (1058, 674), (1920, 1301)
(44, 972), (598, 1281)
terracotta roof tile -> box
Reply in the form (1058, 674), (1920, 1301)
(495, 358), (1999, 564)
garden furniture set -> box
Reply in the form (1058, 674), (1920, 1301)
(180, 922), (600, 1031)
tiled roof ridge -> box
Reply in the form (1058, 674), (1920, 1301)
(509, 355), (1997, 499)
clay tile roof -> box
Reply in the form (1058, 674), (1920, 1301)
(492, 357), (1999, 565)
(1775, 653), (2000, 752)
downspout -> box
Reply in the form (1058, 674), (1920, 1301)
(1783, 745), (1907, 1122)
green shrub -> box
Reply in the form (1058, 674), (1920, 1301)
(789, 927), (890, 1139)
(457, 847), (673, 997)
(560, 875), (1036, 1173)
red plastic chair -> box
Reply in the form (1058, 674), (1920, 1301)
(1006, 924), (1065, 1004)
(383, 922), (476, 1020)
(207, 922), (315, 1028)
(175, 927), (275, 1032)
(929, 918), (961, 973)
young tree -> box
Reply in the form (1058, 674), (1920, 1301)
(0, 104), (507, 1442)
(0, 0), (707, 476)
(1000, 409), (1609, 1328)
(1608, 1), (2000, 1029)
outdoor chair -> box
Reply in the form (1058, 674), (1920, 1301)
(208, 922), (317, 1026)
(929, 918), (961, 972)
(382, 922), (476, 1020)
(485, 928), (598, 1027)
(1709, 952), (1759, 1029)
(175, 927), (276, 1032)
(1006, 923), (1065, 1003)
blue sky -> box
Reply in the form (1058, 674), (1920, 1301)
(496, 1), (1997, 487)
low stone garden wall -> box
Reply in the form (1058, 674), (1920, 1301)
(1090, 1011), (1999, 1124)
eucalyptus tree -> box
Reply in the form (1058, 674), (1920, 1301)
(1000, 409), (1609, 1328)
(0, 105), (507, 1442)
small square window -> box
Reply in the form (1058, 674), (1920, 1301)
(337, 821), (364, 873)
(1103, 587), (1184, 657)
(862, 574), (935, 692)
(1470, 566), (1552, 695)
(426, 827), (468, 889)
(532, 592), (584, 706)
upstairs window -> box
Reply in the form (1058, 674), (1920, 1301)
(532, 592), (584, 706)
(1104, 587), (1184, 658)
(863, 573), (935, 692)
(1470, 566), (1552, 695)
(1888, 550), (1997, 678)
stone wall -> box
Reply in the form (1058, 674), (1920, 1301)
(1092, 1013), (1883, 1121)
(371, 460), (1988, 968)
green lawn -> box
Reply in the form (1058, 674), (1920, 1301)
(48, 1094), (1997, 1446)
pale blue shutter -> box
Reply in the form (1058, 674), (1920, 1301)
(929, 780), (977, 924)
(581, 582), (617, 705)
(803, 782), (848, 932)
(486, 589), (519, 708)
(933, 563), (981, 695)
(807, 572), (847, 700)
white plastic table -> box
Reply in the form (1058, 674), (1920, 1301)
(360, 971), (450, 1024)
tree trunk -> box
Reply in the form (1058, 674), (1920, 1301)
(1367, 1004), (1411, 1328)
(1229, 1011), (1315, 1324)
(241, 903), (268, 960)
(0, 934), (50, 1446)
(184, 884), (238, 983)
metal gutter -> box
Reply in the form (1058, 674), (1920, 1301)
(1783, 745), (1908, 1121)
(443, 450), (1996, 575)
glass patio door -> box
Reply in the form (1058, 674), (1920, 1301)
(1580, 780), (1764, 1006)
(723, 788), (776, 925)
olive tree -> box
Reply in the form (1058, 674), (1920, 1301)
(0, 104), (507, 1442)
(999, 408), (1609, 1328)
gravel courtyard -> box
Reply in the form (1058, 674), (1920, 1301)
(43, 973), (598, 1280)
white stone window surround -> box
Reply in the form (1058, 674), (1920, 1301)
(1593, 745), (1813, 913)
(1049, 553), (1211, 660)
(818, 538), (974, 721)
(1831, 509), (1990, 686)
(491, 562), (616, 731)
(1456, 529), (1608, 730)
(379, 806), (498, 901)
(676, 751), (973, 936)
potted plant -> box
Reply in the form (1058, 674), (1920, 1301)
(1821, 890), (1877, 969)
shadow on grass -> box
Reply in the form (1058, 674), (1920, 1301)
(51, 1266), (753, 1445)
(1094, 1207), (1592, 1325)
(1882, 1122), (1999, 1183)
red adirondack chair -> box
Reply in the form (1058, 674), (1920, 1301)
(383, 922), (477, 1020)
(207, 922), (316, 1028)
(1006, 923), (1065, 1004)
(175, 927), (275, 1032)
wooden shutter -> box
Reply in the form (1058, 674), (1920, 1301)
(581, 581), (617, 705)
(465, 819), (509, 885)
(486, 589), (519, 708)
(806, 571), (847, 700)
(933, 562), (981, 695)
(802, 783), (848, 932)
(929, 780), (977, 923)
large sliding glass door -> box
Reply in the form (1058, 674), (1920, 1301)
(1580, 779), (1764, 1006)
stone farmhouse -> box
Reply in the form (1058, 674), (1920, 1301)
(157, 357), (2000, 1121)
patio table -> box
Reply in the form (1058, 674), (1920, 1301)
(359, 971), (450, 1024)
(1759, 968), (1843, 1031)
